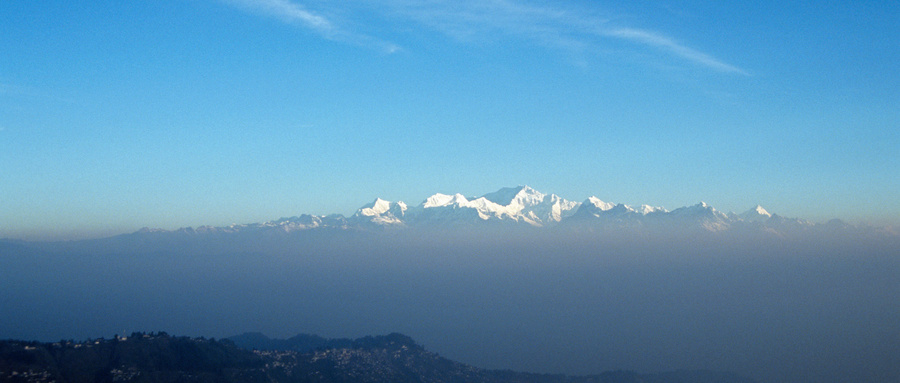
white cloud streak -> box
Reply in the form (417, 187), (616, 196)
(375, 0), (591, 48)
(223, 0), (747, 75)
(222, 0), (400, 53)
(605, 28), (750, 75)
(374, 0), (747, 75)
(225, 0), (333, 33)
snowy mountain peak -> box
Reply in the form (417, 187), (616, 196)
(639, 205), (667, 215)
(357, 198), (394, 216)
(408, 186), (579, 226)
(137, 186), (837, 236)
(585, 197), (615, 211)
(738, 205), (772, 222)
(423, 193), (470, 208)
(675, 201), (724, 216)
(751, 205), (771, 216)
(481, 185), (537, 205)
(675, 202), (721, 215)
(353, 198), (408, 225)
(609, 203), (636, 214)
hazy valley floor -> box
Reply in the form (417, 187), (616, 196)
(2, 229), (899, 383)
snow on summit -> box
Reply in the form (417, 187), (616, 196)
(352, 198), (408, 225)
(423, 193), (470, 208)
(738, 205), (772, 222)
(128, 186), (863, 237)
(481, 186), (545, 207)
(413, 186), (580, 226)
(583, 197), (616, 212)
(351, 186), (765, 231)
(341, 187), (790, 232)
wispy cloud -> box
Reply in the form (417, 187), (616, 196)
(605, 28), (749, 75)
(374, 0), (593, 49)
(223, 0), (747, 75)
(382, 1), (565, 36)
(225, 0), (332, 32)
(222, 0), (399, 53)
(375, 0), (746, 75)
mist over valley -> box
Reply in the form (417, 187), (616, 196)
(3, 187), (898, 383)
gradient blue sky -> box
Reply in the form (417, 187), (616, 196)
(2, 0), (898, 240)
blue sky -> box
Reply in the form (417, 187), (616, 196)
(2, 0), (898, 240)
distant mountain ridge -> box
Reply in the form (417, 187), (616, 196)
(8, 186), (894, 248)
(117, 185), (890, 239)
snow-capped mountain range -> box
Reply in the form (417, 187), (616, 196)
(343, 185), (798, 233)
(146, 186), (855, 238)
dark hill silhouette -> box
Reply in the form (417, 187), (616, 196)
(0, 332), (756, 383)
